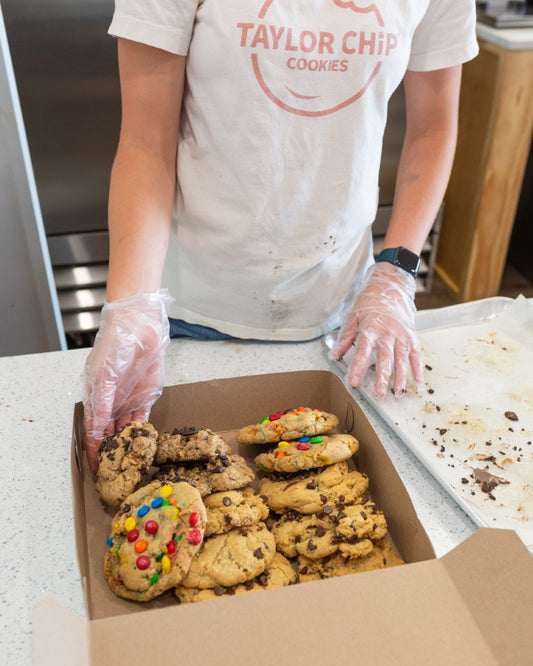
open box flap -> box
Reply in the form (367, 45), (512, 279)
(34, 598), (88, 666)
(87, 557), (496, 665)
(441, 527), (533, 662)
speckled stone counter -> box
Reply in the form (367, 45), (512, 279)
(0, 339), (477, 665)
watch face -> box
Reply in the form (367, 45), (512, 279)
(395, 247), (420, 275)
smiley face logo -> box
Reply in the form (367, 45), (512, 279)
(237, 0), (398, 117)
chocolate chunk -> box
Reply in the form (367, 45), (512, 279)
(307, 540), (317, 551)
(473, 467), (510, 494)
(257, 573), (269, 587)
(171, 426), (199, 436)
(222, 496), (232, 506)
(253, 548), (264, 559)
(214, 585), (225, 596)
(315, 526), (326, 537)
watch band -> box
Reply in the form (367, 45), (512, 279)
(375, 246), (420, 278)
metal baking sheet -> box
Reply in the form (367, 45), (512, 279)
(323, 296), (533, 552)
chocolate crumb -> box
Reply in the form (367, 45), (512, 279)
(504, 411), (519, 422)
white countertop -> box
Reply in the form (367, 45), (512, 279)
(0, 338), (478, 666)
(476, 21), (533, 50)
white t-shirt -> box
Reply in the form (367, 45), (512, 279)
(109, 0), (478, 340)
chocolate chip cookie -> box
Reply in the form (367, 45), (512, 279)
(154, 452), (255, 497)
(271, 499), (388, 561)
(155, 427), (232, 465)
(180, 522), (276, 589)
(174, 552), (296, 603)
(204, 487), (270, 537)
(258, 462), (369, 514)
(297, 539), (404, 582)
(255, 433), (359, 473)
(237, 407), (339, 445)
(103, 480), (207, 602)
(95, 422), (158, 506)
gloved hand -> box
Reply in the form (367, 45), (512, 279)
(331, 261), (423, 397)
(83, 289), (173, 473)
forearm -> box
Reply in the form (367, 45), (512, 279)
(384, 124), (457, 254)
(384, 66), (461, 255)
(106, 144), (176, 302)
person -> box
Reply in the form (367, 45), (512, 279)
(83, 0), (479, 472)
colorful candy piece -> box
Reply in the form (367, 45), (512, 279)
(137, 505), (149, 517)
(107, 536), (114, 548)
(134, 539), (147, 554)
(136, 555), (150, 570)
(269, 410), (284, 421)
(127, 529), (139, 543)
(124, 516), (136, 531)
(161, 555), (171, 574)
(151, 497), (163, 509)
(160, 484), (173, 500)
(189, 512), (200, 527)
(296, 442), (310, 450)
(167, 540), (176, 556)
(186, 529), (203, 546)
(277, 441), (290, 448)
(145, 520), (158, 535)
(310, 436), (323, 444)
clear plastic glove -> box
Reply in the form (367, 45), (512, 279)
(83, 289), (173, 473)
(331, 261), (423, 398)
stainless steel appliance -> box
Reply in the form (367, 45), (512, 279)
(2, 0), (118, 347)
(476, 1), (533, 28)
(3, 0), (440, 348)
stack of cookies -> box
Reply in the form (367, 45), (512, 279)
(98, 423), (294, 602)
(96, 406), (403, 604)
(237, 407), (404, 582)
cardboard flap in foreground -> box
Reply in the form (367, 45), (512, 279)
(441, 528), (533, 663)
(86, 536), (525, 666)
(34, 598), (88, 666)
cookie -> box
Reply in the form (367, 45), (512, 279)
(271, 499), (388, 561)
(204, 487), (270, 537)
(255, 433), (359, 473)
(258, 462), (369, 514)
(103, 480), (207, 602)
(180, 522), (276, 589)
(298, 539), (404, 582)
(154, 452), (255, 497)
(155, 427), (232, 465)
(95, 422), (158, 506)
(237, 407), (339, 445)
(174, 552), (296, 603)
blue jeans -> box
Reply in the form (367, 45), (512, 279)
(169, 318), (235, 341)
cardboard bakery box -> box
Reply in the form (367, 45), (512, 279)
(35, 370), (533, 665)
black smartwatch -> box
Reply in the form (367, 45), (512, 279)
(375, 246), (420, 278)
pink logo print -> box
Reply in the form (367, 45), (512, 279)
(237, 0), (398, 117)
